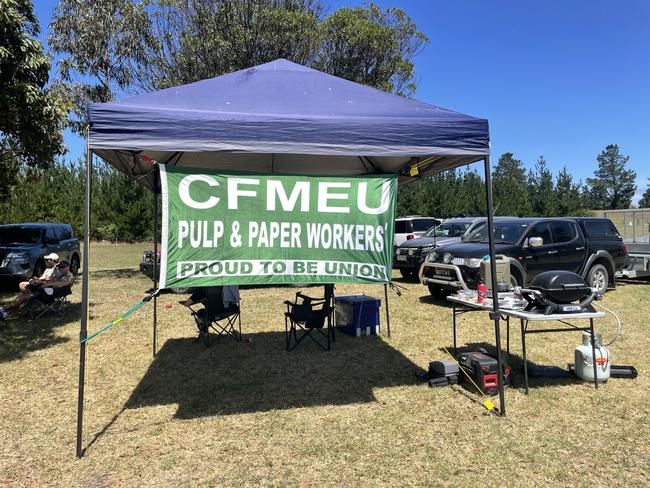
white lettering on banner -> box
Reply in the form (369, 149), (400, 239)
(248, 221), (301, 248)
(179, 175), (220, 209)
(227, 178), (260, 209)
(317, 182), (351, 213)
(178, 220), (225, 248)
(176, 259), (388, 281)
(267, 180), (310, 212)
(176, 175), (392, 215)
(305, 223), (384, 251)
(358, 181), (391, 215)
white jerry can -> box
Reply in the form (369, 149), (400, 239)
(574, 332), (611, 383)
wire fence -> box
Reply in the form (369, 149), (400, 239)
(604, 209), (650, 243)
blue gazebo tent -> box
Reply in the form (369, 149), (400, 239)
(88, 59), (489, 187)
(77, 59), (504, 457)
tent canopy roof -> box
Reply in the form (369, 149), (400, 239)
(88, 59), (489, 188)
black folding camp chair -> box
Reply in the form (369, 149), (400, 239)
(189, 286), (241, 347)
(27, 286), (72, 320)
(284, 286), (334, 351)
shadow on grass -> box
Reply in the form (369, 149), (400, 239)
(125, 331), (424, 419)
(88, 268), (143, 280)
(418, 293), (453, 308)
(0, 301), (81, 363)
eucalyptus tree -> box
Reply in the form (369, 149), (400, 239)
(1, 0), (67, 184)
(49, 0), (428, 133)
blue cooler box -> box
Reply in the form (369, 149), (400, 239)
(335, 295), (381, 336)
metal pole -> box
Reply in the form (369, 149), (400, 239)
(152, 166), (159, 357)
(483, 156), (506, 416)
(76, 130), (92, 457)
(384, 283), (391, 337)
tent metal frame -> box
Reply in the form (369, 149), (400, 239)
(75, 152), (503, 459)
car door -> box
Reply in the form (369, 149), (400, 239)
(522, 222), (557, 282)
(550, 220), (585, 273)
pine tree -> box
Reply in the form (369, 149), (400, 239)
(587, 144), (636, 209)
(492, 153), (531, 217)
(528, 156), (557, 216)
(459, 169), (486, 216)
(555, 166), (586, 216)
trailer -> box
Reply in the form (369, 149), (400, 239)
(604, 208), (650, 279)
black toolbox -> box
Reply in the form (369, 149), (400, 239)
(428, 360), (459, 387)
(458, 352), (500, 395)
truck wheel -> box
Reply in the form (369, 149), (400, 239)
(400, 269), (417, 281)
(510, 269), (522, 288)
(428, 284), (450, 298)
(427, 284), (441, 296)
(70, 255), (80, 275)
(587, 264), (609, 294)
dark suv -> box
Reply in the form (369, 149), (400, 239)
(419, 217), (626, 295)
(0, 223), (81, 280)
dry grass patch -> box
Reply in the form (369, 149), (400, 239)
(0, 242), (649, 487)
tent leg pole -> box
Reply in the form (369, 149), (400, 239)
(384, 284), (390, 337)
(484, 155), (506, 416)
(152, 173), (159, 358)
(76, 140), (92, 458)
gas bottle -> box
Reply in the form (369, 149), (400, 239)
(574, 332), (611, 383)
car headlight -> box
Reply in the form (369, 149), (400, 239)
(2, 252), (31, 266)
(442, 252), (453, 264)
(464, 258), (482, 268)
(427, 251), (439, 263)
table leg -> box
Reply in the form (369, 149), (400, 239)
(521, 319), (529, 395)
(506, 316), (510, 358)
(452, 305), (457, 356)
(590, 318), (598, 389)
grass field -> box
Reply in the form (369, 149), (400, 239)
(0, 242), (649, 487)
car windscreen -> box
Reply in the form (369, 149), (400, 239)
(425, 221), (471, 238)
(0, 227), (43, 244)
(464, 222), (529, 244)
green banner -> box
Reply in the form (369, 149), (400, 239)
(159, 167), (396, 287)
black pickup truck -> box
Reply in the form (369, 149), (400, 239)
(419, 217), (627, 295)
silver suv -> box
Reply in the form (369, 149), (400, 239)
(394, 217), (485, 280)
(0, 223), (81, 281)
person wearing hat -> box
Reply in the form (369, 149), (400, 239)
(17, 253), (61, 294)
(0, 260), (74, 320)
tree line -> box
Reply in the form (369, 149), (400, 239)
(0, 144), (642, 242)
(399, 144), (643, 218)
(0, 159), (153, 242)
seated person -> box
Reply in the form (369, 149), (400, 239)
(0, 260), (74, 320)
(18, 253), (61, 294)
(180, 285), (240, 329)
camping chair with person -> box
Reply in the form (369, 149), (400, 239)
(284, 285), (334, 352)
(0, 260), (75, 321)
(181, 286), (241, 347)
(26, 260), (75, 320)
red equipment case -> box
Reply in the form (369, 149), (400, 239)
(458, 352), (500, 395)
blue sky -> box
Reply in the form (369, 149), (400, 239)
(34, 0), (650, 201)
